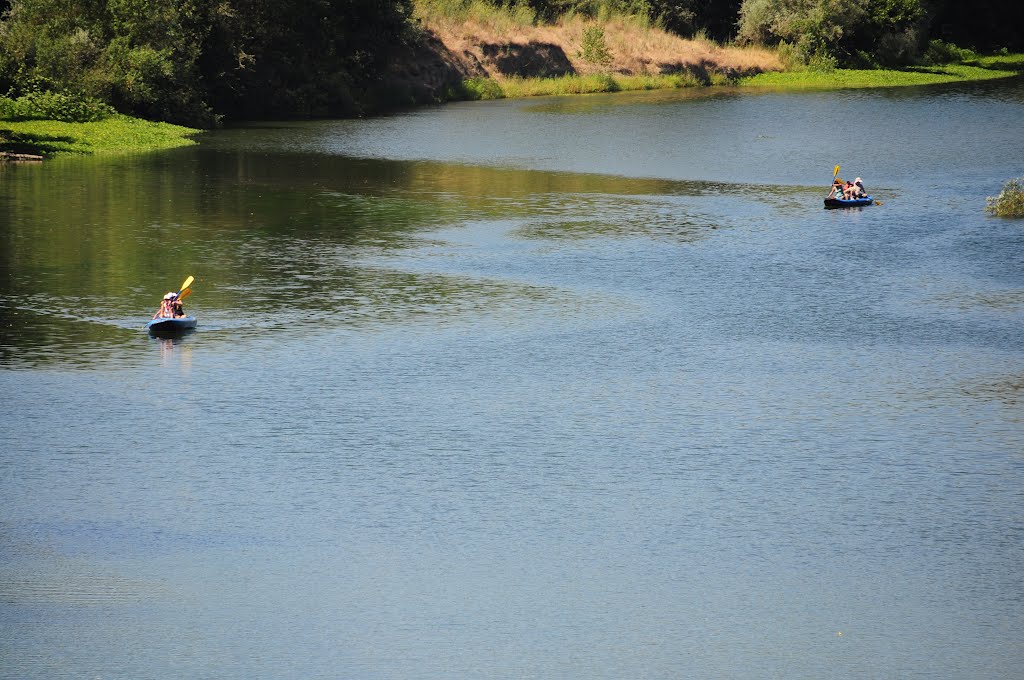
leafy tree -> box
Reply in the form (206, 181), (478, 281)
(0, 0), (216, 125)
(736, 0), (929, 66)
(0, 0), (415, 125)
(200, 0), (414, 119)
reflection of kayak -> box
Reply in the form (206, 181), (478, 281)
(824, 195), (873, 209)
(146, 316), (197, 334)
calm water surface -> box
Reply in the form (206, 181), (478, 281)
(2, 80), (1023, 679)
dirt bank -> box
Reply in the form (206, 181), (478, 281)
(380, 15), (783, 105)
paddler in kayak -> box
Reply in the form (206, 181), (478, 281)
(153, 292), (186, 319)
(828, 177), (868, 200)
(827, 178), (844, 199)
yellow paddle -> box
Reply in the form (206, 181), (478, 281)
(177, 288), (193, 302)
(178, 275), (194, 294)
(828, 165), (842, 199)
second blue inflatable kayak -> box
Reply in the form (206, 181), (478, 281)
(824, 195), (874, 209)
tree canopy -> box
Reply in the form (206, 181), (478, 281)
(0, 0), (413, 126)
(735, 0), (1021, 67)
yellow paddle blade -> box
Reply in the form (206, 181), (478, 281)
(179, 275), (194, 292)
(177, 288), (192, 301)
(833, 165), (840, 179)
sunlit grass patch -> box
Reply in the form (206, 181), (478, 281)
(500, 73), (621, 97)
(1, 115), (201, 155)
(739, 59), (1022, 90)
(969, 53), (1024, 71)
(460, 71), (723, 100)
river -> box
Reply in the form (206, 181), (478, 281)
(2, 79), (1023, 679)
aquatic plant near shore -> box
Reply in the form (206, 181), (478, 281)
(739, 59), (1021, 89)
(0, 115), (200, 156)
(986, 178), (1024, 218)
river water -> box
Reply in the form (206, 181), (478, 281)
(2, 79), (1023, 679)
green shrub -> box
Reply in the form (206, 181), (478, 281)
(0, 89), (114, 122)
(738, 0), (929, 67)
(986, 178), (1024, 218)
(460, 77), (505, 100)
(776, 41), (804, 70)
(579, 25), (613, 66)
(806, 51), (837, 72)
(874, 28), (921, 66)
(772, 40), (836, 72)
(922, 39), (976, 65)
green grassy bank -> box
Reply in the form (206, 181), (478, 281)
(1, 114), (200, 158)
(739, 55), (1024, 90)
(462, 70), (735, 100)
(462, 53), (1024, 100)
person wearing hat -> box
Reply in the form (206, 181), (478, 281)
(852, 177), (866, 198)
(152, 291), (186, 319)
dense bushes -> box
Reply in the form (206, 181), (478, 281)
(735, 0), (1021, 67)
(0, 0), (218, 126)
(922, 39), (976, 65)
(0, 88), (115, 122)
(0, 0), (414, 126)
(736, 0), (927, 67)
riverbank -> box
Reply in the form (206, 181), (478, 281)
(449, 57), (1023, 100)
(2, 24), (1021, 159)
(393, 6), (781, 101)
(402, 2), (1024, 100)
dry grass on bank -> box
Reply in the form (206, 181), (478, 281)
(415, 2), (781, 80)
(562, 16), (780, 76)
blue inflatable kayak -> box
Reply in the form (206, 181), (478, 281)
(824, 195), (873, 209)
(146, 316), (197, 334)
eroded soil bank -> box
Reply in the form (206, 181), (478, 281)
(380, 16), (782, 104)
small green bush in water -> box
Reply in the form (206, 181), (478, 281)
(986, 177), (1024, 218)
